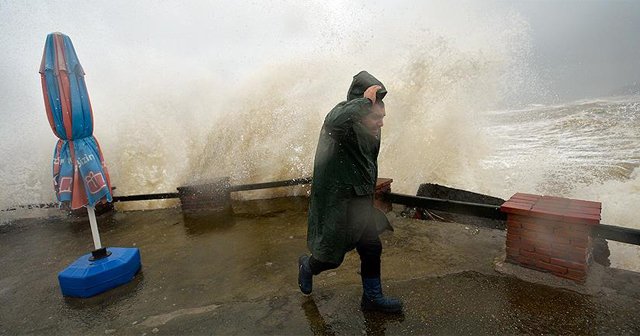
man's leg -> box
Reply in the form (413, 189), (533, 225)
(298, 255), (339, 295)
(357, 225), (382, 278)
(357, 225), (403, 313)
(309, 257), (339, 275)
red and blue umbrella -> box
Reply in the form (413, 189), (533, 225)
(39, 32), (112, 210)
(39, 32), (112, 249)
(39, 33), (140, 298)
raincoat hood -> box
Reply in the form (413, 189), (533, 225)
(346, 71), (387, 101)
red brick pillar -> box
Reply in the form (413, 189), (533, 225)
(374, 178), (393, 213)
(500, 193), (601, 283)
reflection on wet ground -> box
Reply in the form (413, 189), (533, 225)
(301, 295), (406, 336)
(1, 197), (639, 335)
(302, 297), (336, 335)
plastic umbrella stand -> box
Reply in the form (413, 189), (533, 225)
(58, 206), (141, 298)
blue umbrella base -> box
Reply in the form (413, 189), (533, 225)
(58, 247), (141, 298)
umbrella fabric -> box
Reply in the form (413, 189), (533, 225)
(39, 32), (112, 210)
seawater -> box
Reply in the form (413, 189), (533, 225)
(480, 96), (640, 272)
(481, 96), (640, 227)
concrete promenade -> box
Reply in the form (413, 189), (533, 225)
(1, 197), (639, 335)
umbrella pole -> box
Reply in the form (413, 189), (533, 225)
(87, 206), (109, 260)
(87, 206), (102, 249)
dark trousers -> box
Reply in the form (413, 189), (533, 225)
(309, 218), (382, 278)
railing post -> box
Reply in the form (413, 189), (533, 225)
(177, 177), (232, 215)
(374, 178), (393, 213)
(501, 193), (601, 283)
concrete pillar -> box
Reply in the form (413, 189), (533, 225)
(500, 193), (601, 283)
(374, 178), (393, 213)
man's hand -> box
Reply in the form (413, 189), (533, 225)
(363, 85), (382, 104)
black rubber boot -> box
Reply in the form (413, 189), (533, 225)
(298, 255), (313, 295)
(361, 277), (403, 313)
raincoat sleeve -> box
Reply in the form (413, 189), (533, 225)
(323, 98), (373, 140)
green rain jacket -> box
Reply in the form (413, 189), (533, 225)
(307, 71), (393, 265)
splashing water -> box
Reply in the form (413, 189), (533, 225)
(0, 1), (534, 211)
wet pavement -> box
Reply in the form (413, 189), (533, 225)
(1, 197), (639, 335)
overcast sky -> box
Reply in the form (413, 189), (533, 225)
(504, 0), (640, 101)
(0, 0), (638, 109)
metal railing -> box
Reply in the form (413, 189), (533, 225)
(383, 192), (640, 247)
(383, 192), (507, 220)
(4, 178), (639, 247)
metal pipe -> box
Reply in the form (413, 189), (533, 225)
(228, 177), (312, 192)
(112, 193), (180, 202)
(86, 206), (102, 250)
(593, 224), (640, 246)
(383, 192), (507, 220)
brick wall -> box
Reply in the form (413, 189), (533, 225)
(500, 193), (601, 283)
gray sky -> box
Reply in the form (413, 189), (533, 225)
(1, 0), (638, 107)
(504, 0), (640, 101)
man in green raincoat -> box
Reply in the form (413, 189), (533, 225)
(298, 71), (402, 313)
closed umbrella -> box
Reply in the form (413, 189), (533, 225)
(39, 32), (140, 298)
(39, 32), (112, 255)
